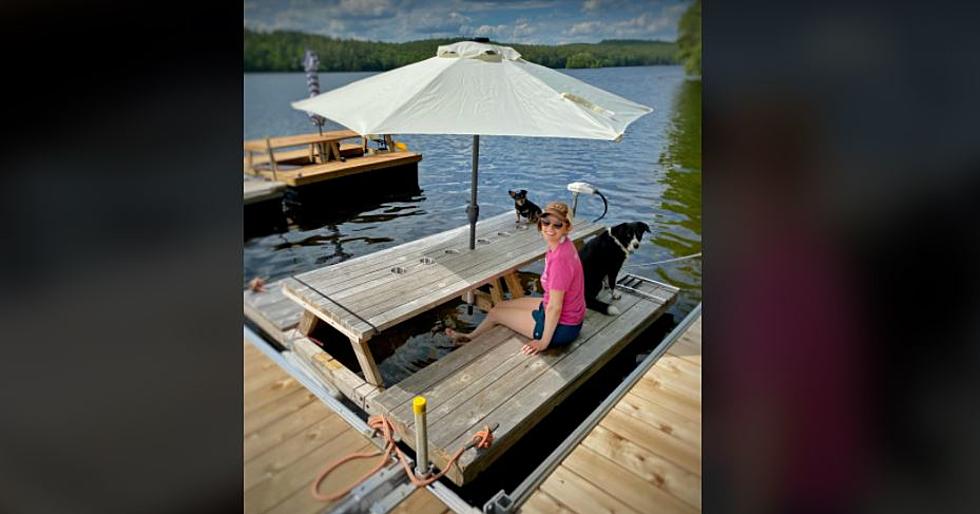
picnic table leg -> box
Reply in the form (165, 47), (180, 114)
(329, 142), (341, 161)
(351, 336), (384, 387)
(298, 310), (320, 335)
(489, 278), (505, 305)
(503, 272), (524, 299)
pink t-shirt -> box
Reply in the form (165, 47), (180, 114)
(541, 237), (586, 325)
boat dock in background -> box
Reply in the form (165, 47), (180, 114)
(243, 130), (422, 190)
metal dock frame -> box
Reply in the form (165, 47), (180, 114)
(482, 303), (702, 514)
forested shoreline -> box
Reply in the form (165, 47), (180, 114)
(244, 28), (679, 72)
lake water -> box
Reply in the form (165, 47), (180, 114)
(244, 64), (700, 382)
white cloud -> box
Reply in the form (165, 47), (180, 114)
(569, 21), (601, 35)
(337, 0), (394, 18)
(582, 0), (601, 12)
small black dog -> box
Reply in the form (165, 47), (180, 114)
(508, 189), (542, 223)
(578, 222), (650, 315)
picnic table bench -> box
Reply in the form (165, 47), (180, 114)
(280, 211), (605, 387)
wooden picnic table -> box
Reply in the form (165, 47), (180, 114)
(280, 211), (604, 387)
(244, 130), (379, 176)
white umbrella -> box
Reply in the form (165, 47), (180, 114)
(292, 40), (652, 248)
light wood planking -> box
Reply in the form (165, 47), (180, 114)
(244, 339), (449, 514)
(522, 312), (702, 513)
(252, 152), (421, 187)
(539, 465), (639, 514)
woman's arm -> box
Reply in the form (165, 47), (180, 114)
(523, 290), (564, 355)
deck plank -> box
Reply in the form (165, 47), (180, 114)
(244, 339), (404, 514)
(245, 400), (333, 462)
(538, 465), (640, 514)
(520, 490), (576, 514)
(244, 414), (352, 491)
(244, 378), (304, 415)
(581, 425), (701, 510)
(525, 312), (701, 512)
(563, 445), (697, 513)
(245, 433), (374, 513)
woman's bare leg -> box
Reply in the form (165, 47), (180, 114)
(447, 296), (541, 342)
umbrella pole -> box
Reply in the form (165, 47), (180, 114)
(468, 135), (480, 250)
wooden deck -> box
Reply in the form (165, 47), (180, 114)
(370, 280), (679, 485)
(244, 339), (449, 514)
(521, 314), (702, 513)
(251, 150), (421, 187)
(244, 279), (304, 346)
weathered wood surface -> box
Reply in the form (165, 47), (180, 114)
(244, 279), (304, 345)
(243, 175), (287, 205)
(522, 313), (702, 513)
(282, 212), (604, 344)
(371, 283), (677, 485)
(244, 339), (448, 514)
(251, 151), (422, 186)
(244, 130), (361, 152)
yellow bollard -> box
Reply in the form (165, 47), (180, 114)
(413, 396), (429, 477)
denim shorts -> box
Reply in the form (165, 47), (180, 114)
(531, 302), (583, 347)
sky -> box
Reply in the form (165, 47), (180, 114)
(244, 0), (692, 44)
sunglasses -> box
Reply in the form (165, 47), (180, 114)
(539, 217), (564, 229)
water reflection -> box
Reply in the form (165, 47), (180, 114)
(653, 79), (702, 310)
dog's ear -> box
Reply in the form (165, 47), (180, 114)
(636, 222), (650, 234)
(508, 190), (517, 199)
(520, 189), (527, 195)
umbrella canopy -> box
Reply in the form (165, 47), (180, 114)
(292, 40), (653, 249)
(293, 41), (651, 141)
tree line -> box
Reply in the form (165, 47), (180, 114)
(244, 28), (679, 72)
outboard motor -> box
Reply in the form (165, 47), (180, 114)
(567, 181), (608, 222)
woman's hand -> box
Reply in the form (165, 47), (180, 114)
(521, 339), (549, 355)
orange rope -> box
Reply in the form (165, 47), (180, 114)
(311, 415), (495, 502)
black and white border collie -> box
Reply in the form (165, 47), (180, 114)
(578, 222), (650, 315)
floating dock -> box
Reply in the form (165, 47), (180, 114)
(370, 277), (677, 485)
(244, 214), (680, 487)
(244, 338), (450, 514)
(244, 130), (422, 188)
(521, 312), (702, 513)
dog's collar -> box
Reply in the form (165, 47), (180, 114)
(608, 228), (631, 258)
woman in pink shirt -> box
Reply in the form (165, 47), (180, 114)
(446, 202), (586, 355)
